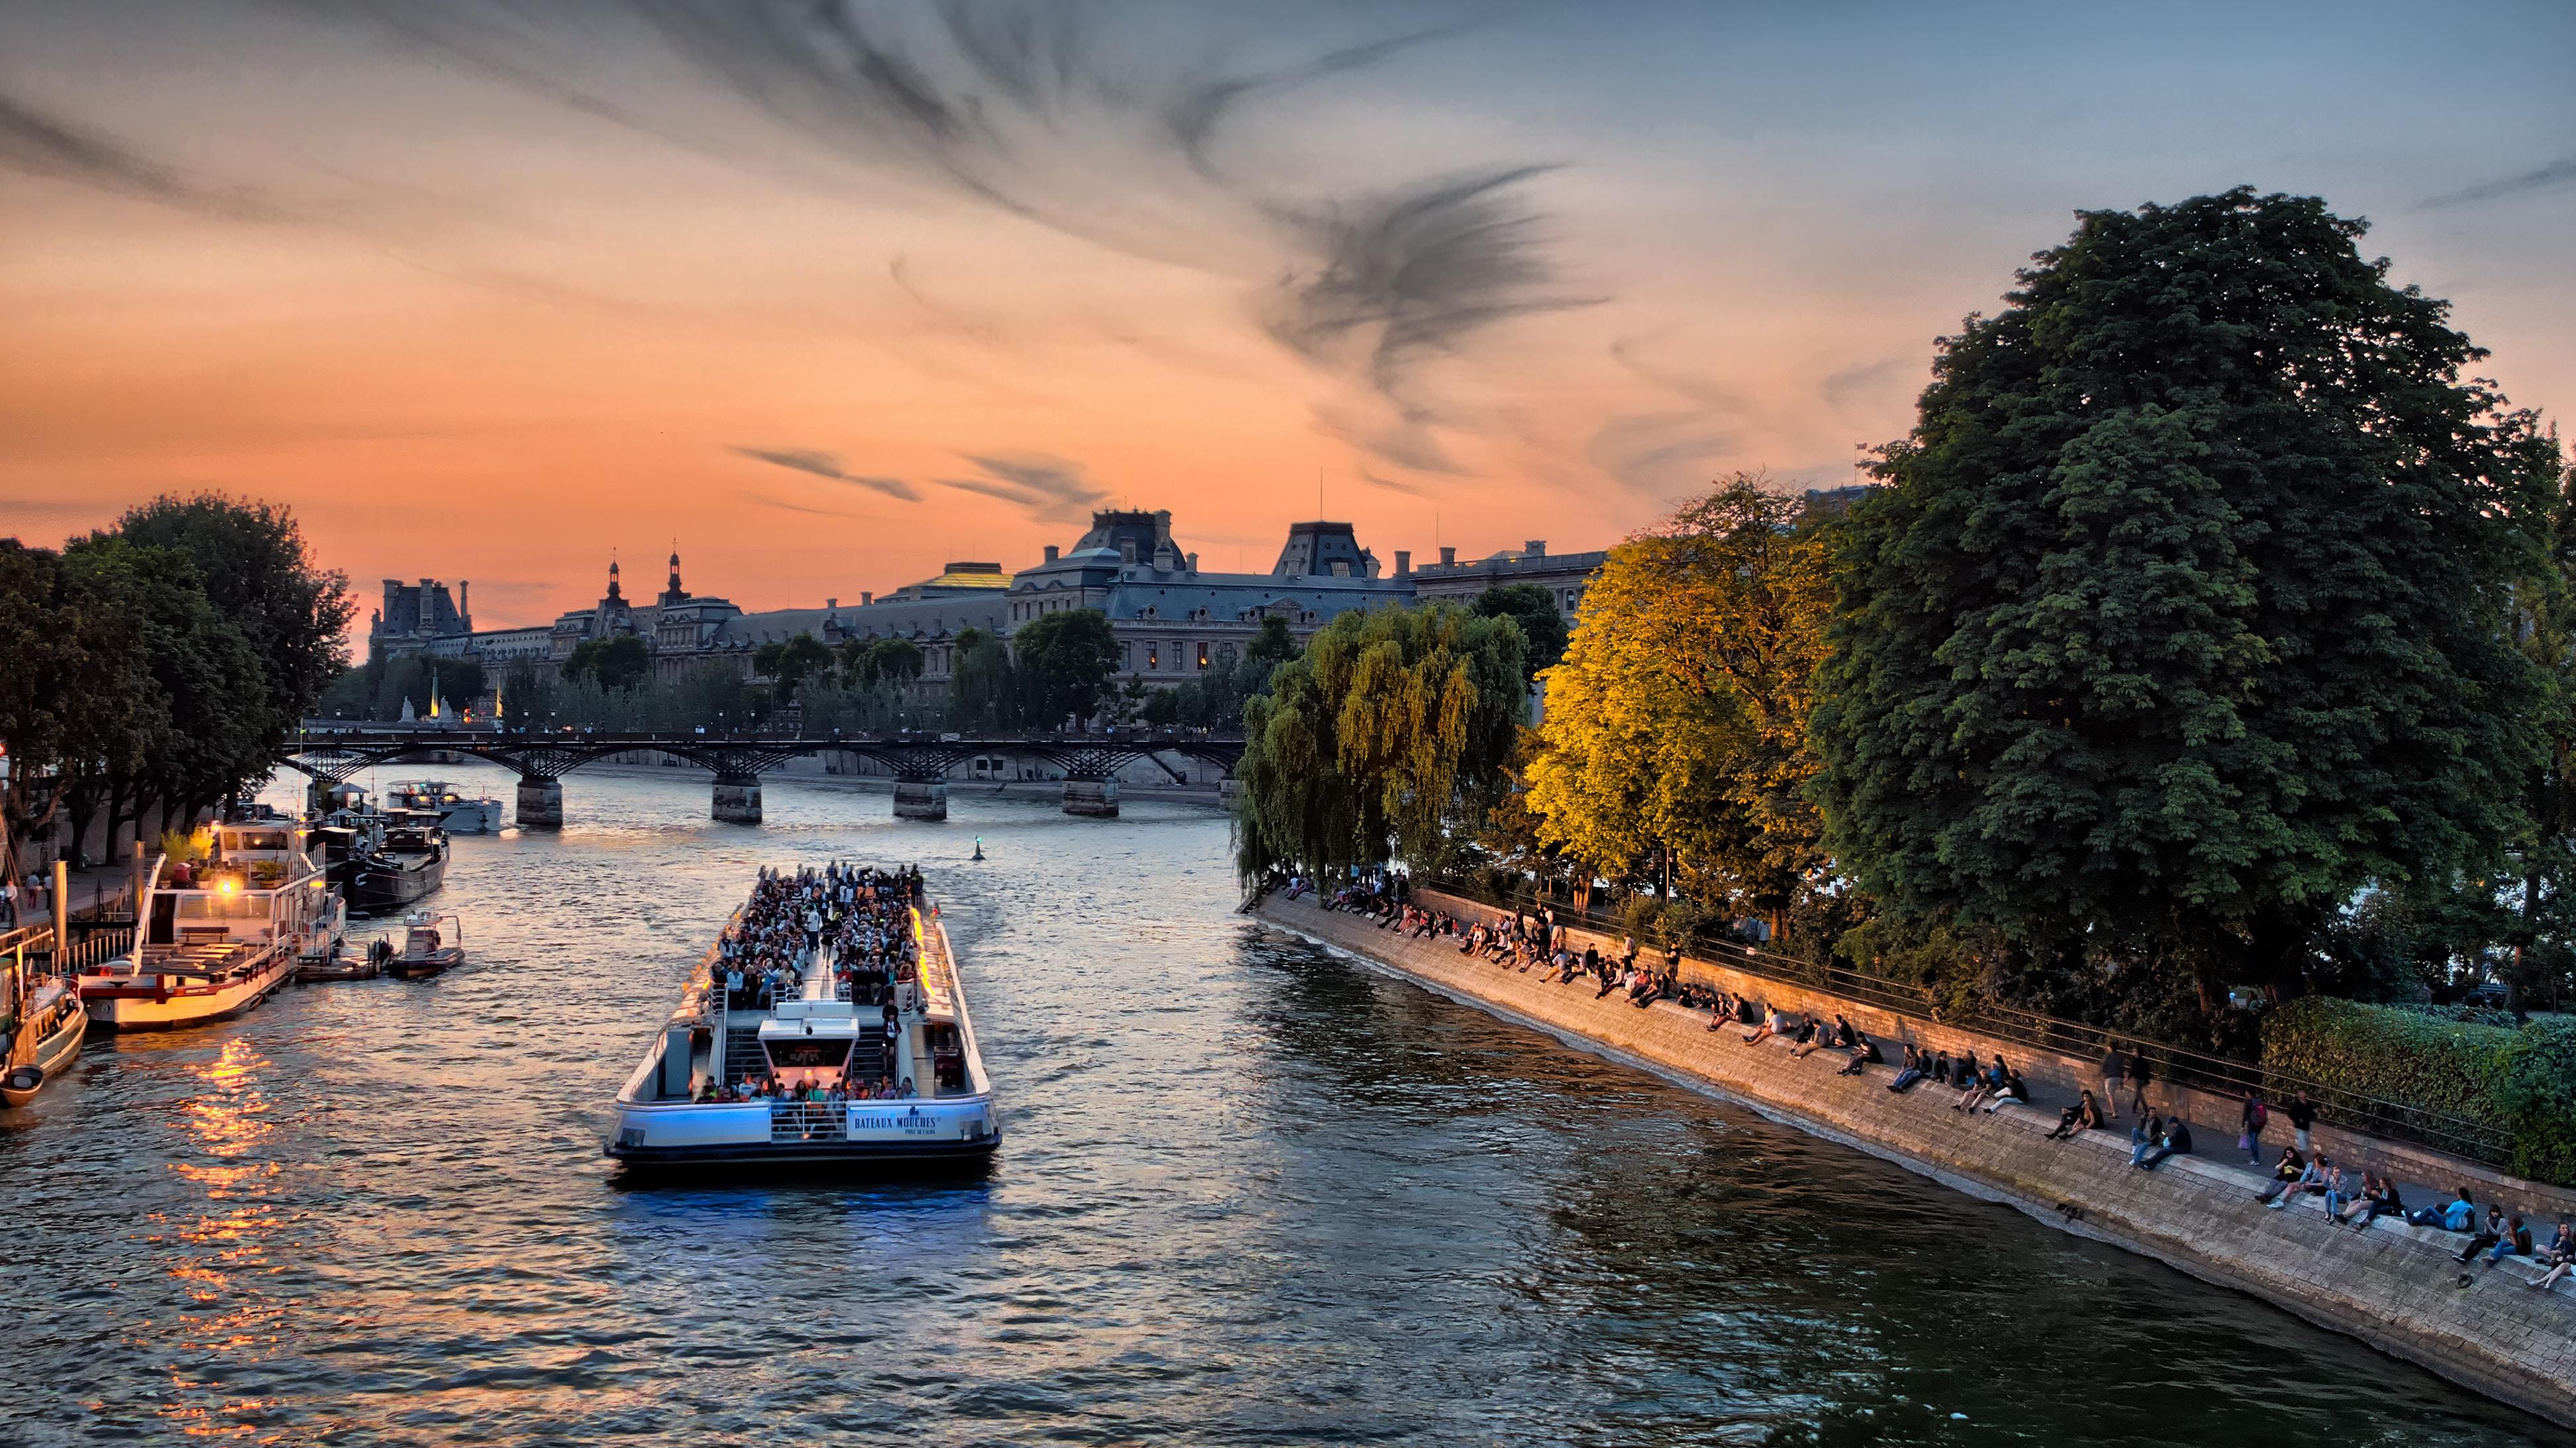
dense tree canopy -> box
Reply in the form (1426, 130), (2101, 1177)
(1013, 609), (1121, 726)
(1526, 477), (1835, 935)
(1472, 583), (1568, 680)
(562, 634), (652, 690)
(1235, 601), (1524, 881)
(1810, 188), (2560, 1004)
(752, 633), (835, 703)
(1, 495), (348, 869)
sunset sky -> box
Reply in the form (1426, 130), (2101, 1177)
(5, 1), (2572, 632)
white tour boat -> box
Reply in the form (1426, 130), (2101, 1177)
(76, 813), (346, 1031)
(605, 870), (999, 1170)
(386, 779), (503, 835)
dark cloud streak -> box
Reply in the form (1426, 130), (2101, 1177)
(0, 90), (283, 220)
(2419, 156), (2576, 209)
(731, 445), (922, 501)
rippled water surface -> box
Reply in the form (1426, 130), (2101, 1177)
(3, 763), (2567, 1445)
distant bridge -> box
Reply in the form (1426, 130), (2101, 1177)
(277, 727), (1245, 825)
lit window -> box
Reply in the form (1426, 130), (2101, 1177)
(1147, 644), (1160, 670)
(1197, 643), (1209, 669)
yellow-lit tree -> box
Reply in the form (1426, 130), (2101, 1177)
(1525, 475), (1836, 938)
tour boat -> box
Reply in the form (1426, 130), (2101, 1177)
(75, 814), (344, 1031)
(386, 779), (503, 834)
(604, 875), (1000, 1170)
(350, 809), (448, 915)
(383, 911), (465, 979)
(1, 976), (87, 1108)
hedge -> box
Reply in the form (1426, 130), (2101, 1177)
(2261, 998), (2576, 1186)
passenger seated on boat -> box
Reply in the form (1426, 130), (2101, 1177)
(898, 1076), (917, 1098)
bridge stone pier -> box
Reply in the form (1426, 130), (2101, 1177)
(893, 781), (948, 821)
(517, 779), (564, 830)
(711, 777), (762, 825)
(1063, 780), (1120, 817)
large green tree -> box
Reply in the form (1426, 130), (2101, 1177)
(1013, 609), (1121, 727)
(1473, 583), (1568, 680)
(1811, 189), (2559, 1011)
(115, 493), (352, 741)
(1236, 601), (1525, 880)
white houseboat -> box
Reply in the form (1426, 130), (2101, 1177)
(75, 815), (345, 1031)
(605, 874), (999, 1170)
(386, 780), (503, 835)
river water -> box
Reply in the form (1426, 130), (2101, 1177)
(2, 762), (2565, 1446)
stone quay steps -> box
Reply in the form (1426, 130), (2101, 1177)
(1256, 891), (2576, 1431)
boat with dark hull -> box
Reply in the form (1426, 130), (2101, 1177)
(350, 810), (448, 915)
(605, 867), (999, 1172)
(383, 912), (464, 978)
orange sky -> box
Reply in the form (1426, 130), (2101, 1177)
(5, 2), (2572, 632)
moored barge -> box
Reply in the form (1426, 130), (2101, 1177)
(605, 863), (999, 1170)
(75, 813), (344, 1030)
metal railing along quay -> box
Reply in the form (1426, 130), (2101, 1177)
(1413, 876), (2516, 1171)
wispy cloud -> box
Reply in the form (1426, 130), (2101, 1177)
(731, 445), (921, 501)
(2419, 156), (2576, 209)
(0, 90), (283, 221)
(307, 2), (1593, 474)
(934, 450), (1108, 524)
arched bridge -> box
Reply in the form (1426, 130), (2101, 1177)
(278, 727), (1245, 826)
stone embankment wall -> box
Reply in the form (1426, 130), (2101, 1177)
(1405, 889), (2576, 1223)
(1256, 892), (2576, 1429)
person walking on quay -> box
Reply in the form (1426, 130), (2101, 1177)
(2099, 1043), (2126, 1123)
(2126, 1045), (2154, 1119)
(2240, 1089), (2269, 1166)
(2286, 1090), (2318, 1157)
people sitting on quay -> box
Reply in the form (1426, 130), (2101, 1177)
(2046, 1090), (2105, 1139)
(2528, 1221), (2576, 1291)
(2338, 1174), (2403, 1230)
(2254, 1147), (2311, 1206)
(1888, 1045), (1929, 1094)
(2132, 1114), (2192, 1170)
(1834, 1029), (1881, 1077)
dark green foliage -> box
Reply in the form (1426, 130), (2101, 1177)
(562, 634), (651, 690)
(842, 637), (924, 688)
(1013, 608), (1121, 725)
(752, 633), (834, 703)
(1473, 582), (1567, 678)
(115, 492), (354, 748)
(1812, 189), (2556, 1012)
(2261, 998), (2576, 1184)
(948, 628), (1016, 731)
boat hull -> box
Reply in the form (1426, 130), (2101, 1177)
(603, 1096), (1000, 1170)
(1, 1003), (85, 1107)
(352, 849), (446, 915)
(81, 958), (293, 1030)
(385, 948), (463, 979)
(436, 801), (503, 834)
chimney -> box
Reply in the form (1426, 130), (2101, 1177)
(826, 597), (837, 610)
(1439, 546), (1457, 566)
(1044, 544), (1060, 563)
(1185, 552), (1198, 573)
(861, 591), (873, 605)
(1120, 541), (1138, 565)
(458, 580), (470, 625)
(1524, 540), (1546, 557)
(1395, 550), (1411, 578)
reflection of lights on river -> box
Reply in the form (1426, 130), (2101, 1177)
(181, 1037), (273, 1158)
(140, 1036), (291, 1439)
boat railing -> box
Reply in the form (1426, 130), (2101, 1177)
(769, 1100), (848, 1143)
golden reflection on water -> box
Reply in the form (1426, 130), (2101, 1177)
(136, 1033), (293, 1440)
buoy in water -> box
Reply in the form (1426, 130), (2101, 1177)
(971, 836), (985, 862)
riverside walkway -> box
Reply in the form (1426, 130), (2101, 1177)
(1257, 888), (2576, 1429)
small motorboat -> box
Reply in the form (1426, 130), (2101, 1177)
(384, 912), (464, 979)
(2, 976), (88, 1107)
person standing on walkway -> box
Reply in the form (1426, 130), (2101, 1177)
(2126, 1045), (2154, 1119)
(2286, 1090), (2318, 1157)
(2240, 1090), (2269, 1165)
(2100, 1043), (2126, 1123)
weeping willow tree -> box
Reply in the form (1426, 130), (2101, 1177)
(1234, 601), (1526, 882)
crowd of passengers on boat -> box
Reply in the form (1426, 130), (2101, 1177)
(701, 861), (928, 1104)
